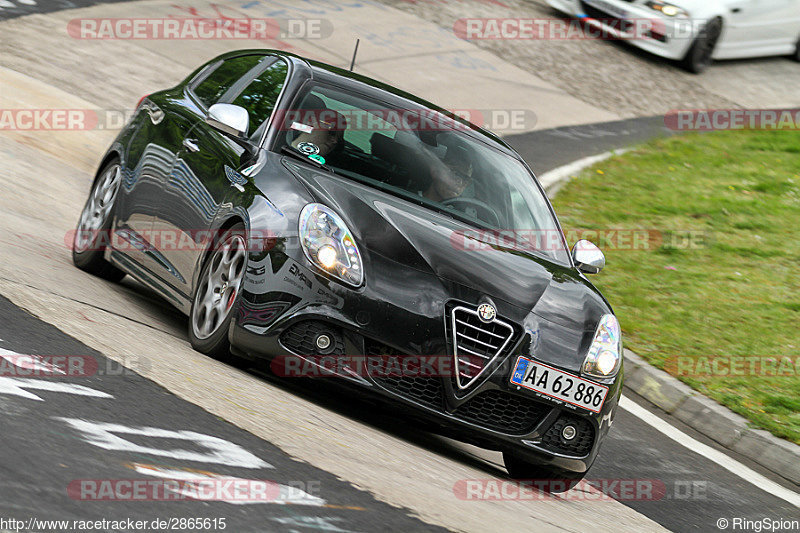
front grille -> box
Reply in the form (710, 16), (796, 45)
(366, 339), (445, 410)
(450, 306), (514, 388)
(374, 375), (445, 410)
(366, 338), (549, 435)
(541, 413), (595, 457)
(454, 389), (550, 435)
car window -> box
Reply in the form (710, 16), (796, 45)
(312, 91), (398, 153)
(229, 60), (289, 136)
(192, 55), (264, 108)
(277, 84), (569, 264)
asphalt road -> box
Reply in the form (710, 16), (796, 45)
(0, 0), (131, 21)
(0, 2), (798, 532)
(505, 116), (676, 175)
(0, 294), (447, 532)
(0, 258), (797, 532)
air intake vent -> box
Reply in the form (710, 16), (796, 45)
(450, 306), (514, 389)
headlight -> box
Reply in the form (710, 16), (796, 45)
(582, 314), (622, 379)
(299, 203), (363, 286)
(645, 1), (689, 17)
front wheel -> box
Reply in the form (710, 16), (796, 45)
(72, 159), (126, 282)
(188, 224), (248, 359)
(681, 18), (723, 74)
(503, 451), (588, 492)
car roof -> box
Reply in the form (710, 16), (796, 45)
(210, 49), (520, 159)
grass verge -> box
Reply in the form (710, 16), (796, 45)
(552, 129), (800, 444)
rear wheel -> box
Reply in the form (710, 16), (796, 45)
(503, 451), (588, 492)
(188, 224), (247, 359)
(72, 159), (126, 282)
(681, 17), (723, 74)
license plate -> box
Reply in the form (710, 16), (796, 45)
(510, 357), (608, 413)
(584, 0), (628, 19)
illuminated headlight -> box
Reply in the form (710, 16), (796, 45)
(299, 203), (363, 286)
(582, 315), (622, 379)
(645, 1), (689, 17)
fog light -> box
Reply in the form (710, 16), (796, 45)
(316, 334), (332, 351)
(562, 424), (577, 441)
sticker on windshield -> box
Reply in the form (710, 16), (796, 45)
(308, 154), (326, 164)
(290, 121), (314, 134)
(296, 142), (320, 155)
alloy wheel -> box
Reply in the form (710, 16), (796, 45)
(191, 233), (247, 340)
(74, 164), (121, 252)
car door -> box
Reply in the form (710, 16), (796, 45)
(113, 89), (204, 276)
(720, 0), (799, 56)
(151, 56), (290, 300)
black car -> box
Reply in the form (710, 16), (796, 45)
(72, 49), (623, 487)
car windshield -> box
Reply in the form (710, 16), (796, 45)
(276, 83), (569, 264)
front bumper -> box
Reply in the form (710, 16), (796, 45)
(231, 250), (622, 473)
(548, 0), (699, 60)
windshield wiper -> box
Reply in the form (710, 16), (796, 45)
(280, 145), (334, 173)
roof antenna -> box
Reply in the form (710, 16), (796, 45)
(349, 38), (360, 72)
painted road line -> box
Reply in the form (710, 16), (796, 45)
(619, 396), (800, 507)
(57, 417), (271, 468)
(538, 150), (629, 196)
(130, 463), (326, 506)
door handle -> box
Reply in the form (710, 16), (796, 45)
(182, 138), (200, 152)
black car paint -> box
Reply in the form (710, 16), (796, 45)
(92, 50), (621, 474)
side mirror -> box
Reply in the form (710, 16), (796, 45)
(572, 240), (605, 274)
(206, 103), (249, 138)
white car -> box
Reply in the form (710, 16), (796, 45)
(547, 0), (800, 72)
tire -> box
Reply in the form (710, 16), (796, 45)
(72, 159), (126, 282)
(503, 451), (588, 492)
(188, 223), (248, 359)
(681, 17), (723, 74)
(793, 37), (800, 62)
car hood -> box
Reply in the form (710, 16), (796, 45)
(285, 162), (612, 333)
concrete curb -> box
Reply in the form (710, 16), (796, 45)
(542, 155), (800, 488)
(539, 150), (628, 197)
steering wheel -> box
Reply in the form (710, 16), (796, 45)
(441, 197), (500, 228)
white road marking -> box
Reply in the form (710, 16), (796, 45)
(620, 397), (800, 507)
(272, 516), (356, 531)
(537, 149), (629, 195)
(0, 348), (66, 375)
(133, 463), (325, 506)
(57, 418), (271, 469)
(0, 377), (111, 401)
(0, 1), (15, 8)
